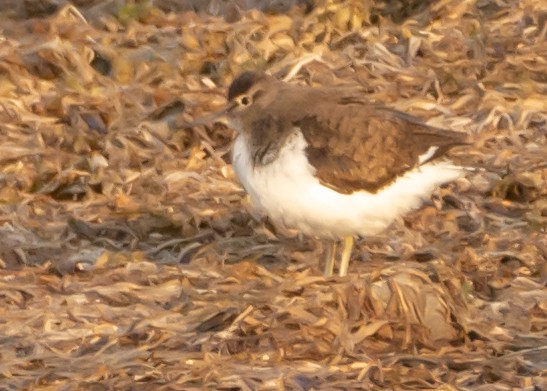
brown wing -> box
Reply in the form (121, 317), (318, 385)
(296, 101), (468, 194)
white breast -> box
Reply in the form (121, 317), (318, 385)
(232, 130), (463, 239)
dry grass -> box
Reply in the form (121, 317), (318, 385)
(0, 0), (545, 389)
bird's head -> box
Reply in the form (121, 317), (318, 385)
(178, 71), (279, 132)
(226, 71), (278, 120)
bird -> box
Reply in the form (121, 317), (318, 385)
(220, 71), (468, 277)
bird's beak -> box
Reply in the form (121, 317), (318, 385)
(224, 101), (237, 113)
(178, 101), (236, 128)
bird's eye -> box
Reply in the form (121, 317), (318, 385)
(240, 96), (250, 106)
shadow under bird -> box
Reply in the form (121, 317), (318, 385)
(192, 71), (469, 277)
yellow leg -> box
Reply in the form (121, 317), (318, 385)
(338, 236), (354, 277)
(324, 240), (337, 277)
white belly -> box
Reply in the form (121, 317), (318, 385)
(232, 131), (462, 239)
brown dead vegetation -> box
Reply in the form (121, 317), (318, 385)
(0, 0), (545, 389)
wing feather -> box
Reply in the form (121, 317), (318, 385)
(296, 101), (468, 194)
